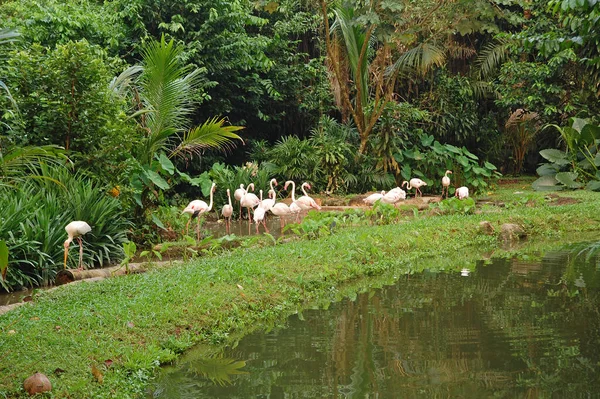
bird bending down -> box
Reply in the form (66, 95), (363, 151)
(222, 188), (233, 235)
(240, 183), (260, 223)
(64, 221), (92, 270)
(233, 184), (245, 221)
(441, 170), (452, 199)
(182, 182), (216, 241)
(456, 186), (469, 200)
(363, 191), (386, 206)
(296, 182), (322, 211)
(381, 187), (406, 206)
(402, 178), (427, 197)
(253, 190), (269, 234)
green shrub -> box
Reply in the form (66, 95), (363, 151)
(0, 167), (130, 290)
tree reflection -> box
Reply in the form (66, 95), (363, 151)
(150, 248), (600, 398)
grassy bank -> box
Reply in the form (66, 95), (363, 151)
(1, 187), (600, 398)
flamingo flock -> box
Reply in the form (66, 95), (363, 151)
(64, 170), (472, 269)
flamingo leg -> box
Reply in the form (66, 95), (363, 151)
(263, 219), (269, 233)
(196, 217), (201, 242)
(185, 218), (191, 237)
(77, 237), (84, 271)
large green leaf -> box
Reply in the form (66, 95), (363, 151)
(539, 148), (570, 165)
(536, 163), (559, 176)
(144, 169), (170, 190)
(532, 175), (561, 191)
(555, 172), (583, 188)
(157, 153), (175, 175)
(586, 180), (600, 191)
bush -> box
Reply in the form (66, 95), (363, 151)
(0, 167), (130, 291)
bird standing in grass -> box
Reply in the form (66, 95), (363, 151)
(441, 170), (452, 199)
(222, 188), (233, 235)
(182, 182), (216, 241)
(64, 221), (92, 270)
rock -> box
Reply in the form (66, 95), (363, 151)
(23, 372), (52, 396)
(478, 221), (495, 235)
(500, 223), (526, 242)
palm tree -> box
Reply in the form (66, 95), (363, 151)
(111, 36), (243, 208)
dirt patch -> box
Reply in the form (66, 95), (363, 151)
(548, 196), (580, 206)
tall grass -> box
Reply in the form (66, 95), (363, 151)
(0, 167), (130, 290)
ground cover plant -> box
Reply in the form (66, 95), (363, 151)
(1, 185), (600, 398)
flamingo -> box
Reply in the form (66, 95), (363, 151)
(182, 182), (216, 241)
(233, 184), (245, 220)
(64, 221), (92, 270)
(253, 190), (269, 234)
(221, 188), (233, 235)
(284, 180), (302, 222)
(363, 191), (386, 206)
(295, 182), (322, 211)
(269, 190), (291, 230)
(402, 178), (427, 197)
(381, 187), (406, 206)
(240, 183), (260, 223)
(441, 170), (452, 199)
(260, 179), (278, 212)
(456, 186), (469, 200)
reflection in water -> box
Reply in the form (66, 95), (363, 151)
(150, 247), (600, 398)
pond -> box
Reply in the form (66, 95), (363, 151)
(149, 242), (600, 398)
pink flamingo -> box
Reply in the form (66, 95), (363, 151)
(441, 170), (452, 199)
(182, 182), (216, 241)
(240, 183), (260, 223)
(221, 188), (233, 234)
(402, 178), (427, 197)
(253, 190), (269, 234)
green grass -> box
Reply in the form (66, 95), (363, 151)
(1, 185), (600, 398)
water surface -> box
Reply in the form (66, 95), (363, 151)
(151, 245), (600, 398)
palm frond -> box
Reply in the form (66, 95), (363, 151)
(474, 39), (509, 80)
(109, 65), (143, 97)
(137, 36), (207, 164)
(388, 43), (446, 77)
(170, 117), (244, 159)
(0, 145), (68, 187)
(0, 28), (20, 45)
(332, 4), (369, 108)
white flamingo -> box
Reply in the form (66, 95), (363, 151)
(240, 183), (260, 223)
(233, 184), (245, 220)
(381, 187), (405, 206)
(260, 179), (278, 212)
(284, 180), (302, 222)
(402, 178), (427, 197)
(253, 190), (269, 234)
(456, 186), (469, 200)
(269, 190), (291, 230)
(363, 191), (386, 206)
(182, 182), (216, 241)
(64, 221), (92, 270)
(295, 182), (321, 211)
(441, 170), (452, 199)
(221, 188), (233, 235)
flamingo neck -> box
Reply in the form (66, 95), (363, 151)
(227, 190), (232, 207)
(301, 183), (309, 196)
(289, 181), (296, 202)
(207, 184), (215, 211)
(269, 179), (276, 191)
(64, 237), (73, 248)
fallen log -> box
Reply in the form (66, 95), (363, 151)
(56, 262), (156, 285)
